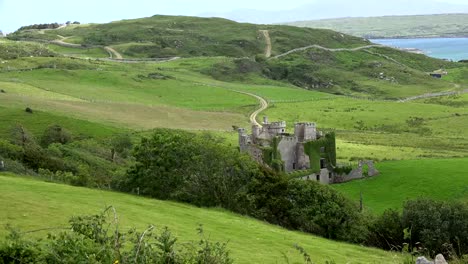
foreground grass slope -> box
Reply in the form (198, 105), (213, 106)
(334, 158), (468, 214)
(285, 14), (468, 38)
(0, 174), (403, 263)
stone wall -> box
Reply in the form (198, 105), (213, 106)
(332, 160), (380, 183)
(278, 136), (298, 172)
(301, 168), (330, 185)
(295, 143), (310, 170)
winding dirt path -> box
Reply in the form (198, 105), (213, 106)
(259, 30), (272, 58)
(104, 46), (123, 60)
(272, 44), (381, 59)
(232, 90), (268, 127)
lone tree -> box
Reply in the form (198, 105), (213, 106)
(10, 125), (35, 147)
(40, 125), (72, 147)
(109, 133), (132, 162)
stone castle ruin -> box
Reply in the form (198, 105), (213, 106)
(238, 117), (337, 184)
(238, 117), (379, 184)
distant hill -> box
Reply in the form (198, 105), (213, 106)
(285, 14), (468, 39)
(5, 15), (463, 100)
(200, 0), (468, 24)
(7, 15), (369, 59)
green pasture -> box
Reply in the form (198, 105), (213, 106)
(334, 158), (468, 214)
(0, 106), (122, 139)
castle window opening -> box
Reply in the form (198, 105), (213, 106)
(320, 158), (326, 169)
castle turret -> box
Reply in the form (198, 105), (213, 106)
(295, 122), (317, 142)
(266, 121), (286, 136)
(238, 128), (248, 152)
(252, 125), (260, 140)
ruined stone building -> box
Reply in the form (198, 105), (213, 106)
(238, 117), (337, 184)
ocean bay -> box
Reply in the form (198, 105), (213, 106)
(372, 37), (468, 61)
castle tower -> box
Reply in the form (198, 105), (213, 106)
(238, 128), (248, 152)
(294, 122), (317, 142)
(252, 125), (260, 141)
(266, 121), (286, 136)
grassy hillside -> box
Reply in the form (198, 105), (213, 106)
(285, 14), (468, 38)
(0, 39), (56, 59)
(8, 15), (370, 58)
(0, 174), (404, 263)
(6, 15), (467, 100)
(1, 15), (467, 230)
(0, 106), (123, 139)
(334, 158), (468, 214)
(1, 55), (467, 162)
(262, 46), (462, 99)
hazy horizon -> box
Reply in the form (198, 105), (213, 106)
(1, 0), (468, 33)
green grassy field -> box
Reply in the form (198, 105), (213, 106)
(264, 96), (468, 162)
(333, 158), (468, 214)
(0, 174), (404, 264)
(1, 55), (466, 162)
(1, 17), (467, 255)
(285, 14), (468, 38)
(0, 106), (124, 139)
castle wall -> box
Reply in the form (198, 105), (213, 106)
(278, 136), (298, 172)
(320, 168), (330, 185)
(295, 123), (317, 142)
(300, 168), (330, 185)
(295, 143), (310, 170)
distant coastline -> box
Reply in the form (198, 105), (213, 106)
(372, 37), (468, 61)
(367, 35), (468, 40)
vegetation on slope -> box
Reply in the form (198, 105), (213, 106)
(6, 15), (467, 101)
(285, 14), (468, 39)
(8, 15), (369, 58)
(0, 206), (233, 264)
(0, 174), (402, 263)
(0, 40), (56, 59)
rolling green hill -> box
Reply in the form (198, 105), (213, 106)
(5, 15), (467, 100)
(0, 56), (467, 163)
(8, 15), (369, 58)
(0, 16), (468, 219)
(0, 174), (404, 263)
(284, 14), (468, 39)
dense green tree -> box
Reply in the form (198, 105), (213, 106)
(402, 199), (468, 257)
(40, 125), (72, 147)
(125, 130), (258, 209)
(366, 209), (404, 251)
(109, 133), (133, 161)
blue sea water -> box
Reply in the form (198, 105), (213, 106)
(372, 38), (468, 61)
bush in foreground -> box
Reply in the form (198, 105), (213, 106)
(0, 207), (233, 264)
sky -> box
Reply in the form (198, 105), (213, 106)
(0, 0), (467, 33)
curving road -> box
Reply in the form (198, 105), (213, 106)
(272, 44), (382, 59)
(232, 90), (268, 127)
(104, 46), (123, 60)
(259, 30), (272, 58)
